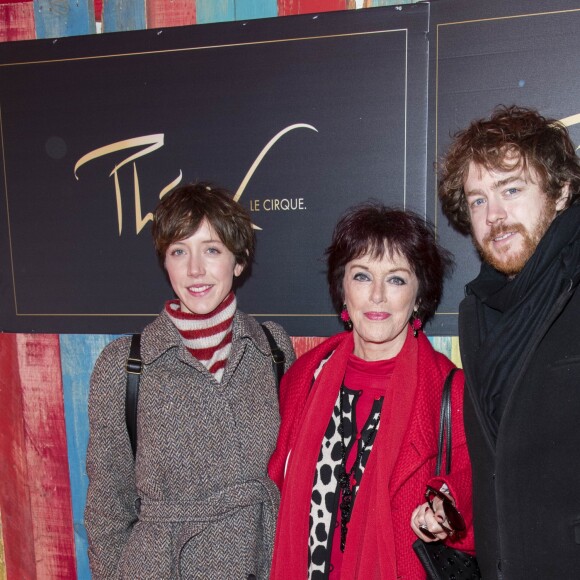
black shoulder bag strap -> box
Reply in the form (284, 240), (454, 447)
(261, 324), (286, 391)
(435, 367), (456, 476)
(125, 333), (142, 459)
(412, 367), (481, 579)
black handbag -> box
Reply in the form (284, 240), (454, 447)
(412, 369), (481, 580)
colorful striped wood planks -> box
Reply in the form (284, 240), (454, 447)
(60, 334), (121, 580)
(0, 334), (77, 579)
(102, 0), (146, 32)
(146, 0), (196, 29)
(33, 0), (96, 39)
(196, 0), (277, 23)
(278, 0), (347, 16)
(0, 2), (35, 41)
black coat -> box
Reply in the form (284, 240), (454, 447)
(460, 279), (580, 579)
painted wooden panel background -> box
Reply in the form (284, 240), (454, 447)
(0, 1), (451, 578)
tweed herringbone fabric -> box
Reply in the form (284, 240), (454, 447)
(85, 308), (295, 580)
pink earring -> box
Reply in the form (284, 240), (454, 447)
(341, 304), (353, 330)
(412, 309), (422, 338)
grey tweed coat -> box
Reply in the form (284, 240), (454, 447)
(84, 308), (295, 580)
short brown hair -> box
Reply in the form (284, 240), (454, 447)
(325, 202), (453, 324)
(438, 105), (580, 235)
(152, 182), (255, 268)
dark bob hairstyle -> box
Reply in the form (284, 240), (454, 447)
(325, 202), (454, 324)
(152, 182), (255, 269)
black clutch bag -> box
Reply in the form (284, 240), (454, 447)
(412, 369), (481, 580)
(413, 538), (481, 580)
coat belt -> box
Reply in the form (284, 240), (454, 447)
(138, 477), (279, 524)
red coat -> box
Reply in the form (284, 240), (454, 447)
(269, 327), (474, 579)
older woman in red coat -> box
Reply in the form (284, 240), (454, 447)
(268, 203), (475, 579)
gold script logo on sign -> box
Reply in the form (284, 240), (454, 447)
(74, 123), (317, 235)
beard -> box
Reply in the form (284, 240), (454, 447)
(474, 199), (557, 277)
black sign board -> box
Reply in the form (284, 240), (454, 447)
(0, 5), (429, 335)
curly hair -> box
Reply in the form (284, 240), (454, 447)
(438, 105), (580, 235)
(152, 182), (255, 268)
(325, 202), (454, 325)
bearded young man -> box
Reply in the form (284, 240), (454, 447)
(439, 105), (580, 579)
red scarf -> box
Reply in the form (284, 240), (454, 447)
(271, 326), (441, 579)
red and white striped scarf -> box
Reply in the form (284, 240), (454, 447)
(165, 291), (236, 382)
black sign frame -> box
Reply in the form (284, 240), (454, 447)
(0, 5), (430, 335)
